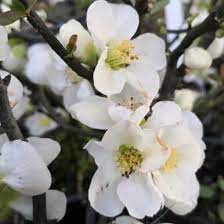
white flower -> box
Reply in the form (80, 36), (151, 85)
(86, 0), (166, 96)
(0, 139), (52, 196)
(207, 37), (224, 59)
(59, 19), (97, 67)
(25, 43), (78, 95)
(70, 83), (151, 130)
(0, 26), (10, 61)
(10, 189), (66, 222)
(143, 101), (205, 215)
(12, 96), (31, 120)
(184, 47), (212, 70)
(112, 216), (173, 224)
(2, 42), (27, 73)
(63, 79), (95, 111)
(0, 70), (23, 108)
(174, 88), (199, 111)
(85, 120), (171, 218)
(25, 112), (58, 136)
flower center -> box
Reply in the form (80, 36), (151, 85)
(105, 40), (139, 70)
(39, 117), (51, 127)
(116, 144), (143, 177)
(161, 149), (179, 172)
(117, 96), (143, 111)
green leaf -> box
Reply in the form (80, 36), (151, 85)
(10, 0), (26, 13)
(200, 185), (216, 199)
(151, 0), (170, 15)
(0, 11), (25, 26)
(218, 203), (224, 222)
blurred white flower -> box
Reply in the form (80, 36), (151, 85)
(174, 88), (200, 111)
(2, 42), (27, 73)
(10, 189), (67, 221)
(207, 37), (224, 59)
(86, 0), (166, 96)
(0, 26), (10, 61)
(184, 47), (212, 70)
(25, 112), (58, 136)
(70, 83), (151, 130)
(85, 120), (170, 219)
(0, 70), (23, 108)
(63, 79), (95, 111)
(0, 139), (51, 196)
(12, 96), (31, 120)
(25, 43), (78, 95)
(59, 19), (98, 67)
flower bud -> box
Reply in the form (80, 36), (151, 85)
(59, 19), (98, 67)
(184, 47), (212, 70)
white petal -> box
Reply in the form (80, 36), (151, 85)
(27, 137), (61, 166)
(0, 26), (10, 61)
(101, 120), (144, 151)
(84, 140), (111, 166)
(182, 111), (203, 139)
(12, 96), (30, 120)
(145, 101), (182, 129)
(87, 0), (139, 50)
(114, 216), (143, 224)
(130, 105), (149, 125)
(0, 70), (23, 107)
(140, 129), (171, 173)
(117, 174), (164, 219)
(126, 62), (160, 99)
(63, 80), (94, 111)
(89, 160), (123, 217)
(0, 133), (9, 152)
(153, 168), (199, 215)
(10, 190), (67, 221)
(93, 48), (127, 96)
(69, 95), (114, 130)
(1, 140), (51, 196)
(108, 105), (132, 123)
(132, 33), (167, 71)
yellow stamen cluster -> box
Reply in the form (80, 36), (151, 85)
(116, 144), (143, 177)
(161, 149), (179, 172)
(39, 117), (51, 127)
(106, 40), (139, 70)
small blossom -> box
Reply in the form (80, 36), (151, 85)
(184, 47), (212, 70)
(207, 37), (224, 59)
(174, 88), (200, 111)
(70, 84), (151, 130)
(25, 112), (58, 136)
(0, 140), (51, 196)
(0, 26), (10, 61)
(59, 19), (98, 67)
(85, 120), (170, 218)
(0, 70), (23, 108)
(10, 189), (66, 221)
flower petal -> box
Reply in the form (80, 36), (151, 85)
(1, 140), (51, 196)
(93, 48), (127, 96)
(145, 101), (182, 129)
(87, 0), (139, 50)
(132, 33), (167, 71)
(27, 137), (61, 166)
(117, 174), (164, 219)
(69, 95), (114, 130)
(114, 216), (143, 224)
(101, 120), (144, 151)
(89, 159), (123, 217)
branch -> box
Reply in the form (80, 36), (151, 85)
(19, 0), (93, 81)
(160, 9), (224, 100)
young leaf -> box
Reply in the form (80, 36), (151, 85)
(200, 185), (216, 199)
(10, 0), (26, 13)
(218, 203), (224, 222)
(151, 0), (170, 15)
(0, 11), (25, 26)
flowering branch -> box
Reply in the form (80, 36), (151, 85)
(160, 7), (224, 99)
(19, 0), (93, 81)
